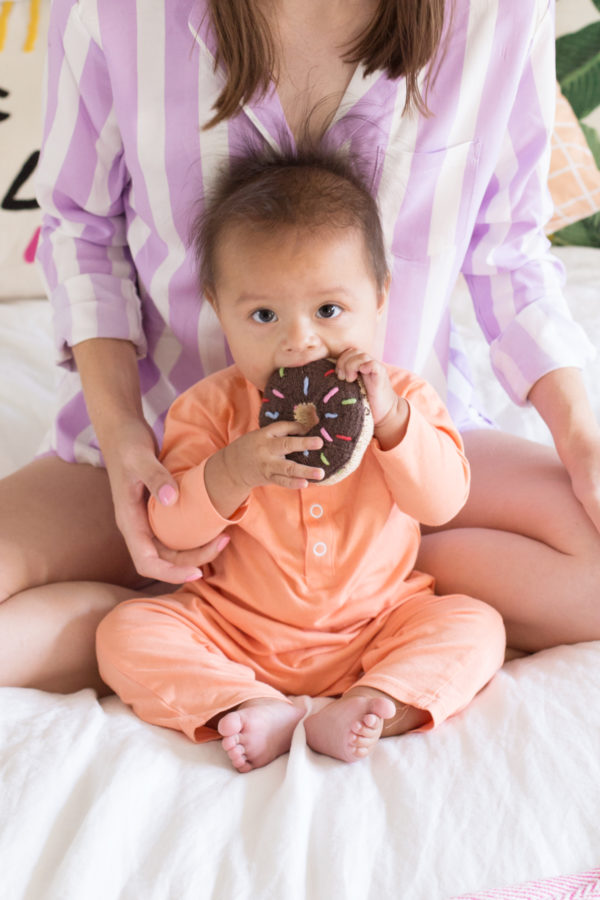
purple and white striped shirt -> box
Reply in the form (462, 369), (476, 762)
(36, 0), (595, 465)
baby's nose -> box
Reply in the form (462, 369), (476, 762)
(283, 319), (319, 351)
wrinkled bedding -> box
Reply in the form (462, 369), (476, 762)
(1, 246), (599, 899)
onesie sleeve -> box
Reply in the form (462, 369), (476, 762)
(35, 0), (145, 369)
(460, 0), (595, 406)
(371, 371), (471, 526)
(148, 383), (250, 551)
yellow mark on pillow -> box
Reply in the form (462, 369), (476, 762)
(0, 2), (14, 53)
(23, 0), (40, 53)
(0, 0), (40, 53)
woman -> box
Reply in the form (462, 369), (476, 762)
(1, 0), (598, 693)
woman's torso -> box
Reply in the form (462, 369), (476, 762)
(38, 0), (555, 464)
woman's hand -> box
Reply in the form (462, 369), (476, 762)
(559, 426), (600, 535)
(102, 418), (226, 583)
(72, 338), (227, 583)
(529, 368), (600, 536)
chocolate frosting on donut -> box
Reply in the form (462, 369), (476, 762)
(259, 357), (373, 483)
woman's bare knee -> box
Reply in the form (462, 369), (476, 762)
(456, 429), (600, 557)
(417, 429), (600, 643)
(0, 581), (143, 693)
(0, 456), (139, 600)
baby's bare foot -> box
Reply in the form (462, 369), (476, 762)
(217, 698), (304, 773)
(304, 693), (396, 763)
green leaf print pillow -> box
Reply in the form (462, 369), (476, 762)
(552, 0), (600, 247)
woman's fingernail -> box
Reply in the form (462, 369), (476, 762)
(217, 535), (230, 552)
(184, 571), (203, 582)
(158, 484), (177, 506)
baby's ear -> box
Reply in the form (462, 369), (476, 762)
(204, 286), (218, 311)
(377, 272), (391, 313)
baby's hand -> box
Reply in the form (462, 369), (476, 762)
(335, 348), (397, 426)
(223, 420), (325, 491)
(336, 348), (409, 450)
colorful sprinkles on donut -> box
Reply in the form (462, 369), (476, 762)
(258, 357), (373, 484)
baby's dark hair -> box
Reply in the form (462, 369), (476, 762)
(193, 143), (388, 296)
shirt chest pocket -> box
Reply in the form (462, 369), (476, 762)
(375, 139), (481, 261)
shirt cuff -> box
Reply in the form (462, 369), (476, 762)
(489, 296), (597, 406)
(52, 274), (147, 368)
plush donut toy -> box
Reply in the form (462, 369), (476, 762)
(259, 357), (373, 484)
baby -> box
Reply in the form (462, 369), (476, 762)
(97, 146), (505, 773)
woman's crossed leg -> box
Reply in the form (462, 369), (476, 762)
(0, 456), (151, 693)
(418, 429), (600, 651)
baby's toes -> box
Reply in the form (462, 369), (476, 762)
(352, 744), (371, 758)
(226, 741), (245, 761)
(351, 713), (380, 738)
(221, 733), (241, 752)
(349, 713), (384, 752)
(350, 732), (375, 750)
(348, 734), (373, 758)
(232, 756), (252, 773)
(361, 713), (380, 732)
(226, 742), (249, 770)
(217, 711), (243, 738)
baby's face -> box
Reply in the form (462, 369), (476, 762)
(208, 225), (388, 391)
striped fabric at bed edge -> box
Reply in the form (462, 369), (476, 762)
(451, 867), (600, 899)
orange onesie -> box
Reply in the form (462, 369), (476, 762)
(97, 365), (505, 742)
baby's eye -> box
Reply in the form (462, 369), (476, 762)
(316, 304), (342, 319)
(251, 308), (277, 324)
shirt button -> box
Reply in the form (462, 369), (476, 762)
(310, 504), (323, 519)
(313, 542), (327, 557)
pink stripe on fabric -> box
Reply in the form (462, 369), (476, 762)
(82, 8), (136, 345)
(40, 0), (71, 144)
(188, 1), (219, 60)
(389, 4), (469, 258)
(505, 63), (554, 322)
(383, 260), (432, 371)
(37, 3), (97, 357)
(59, 53), (113, 228)
(160, 5), (205, 390)
(327, 71), (395, 158)
(380, 3), (470, 370)
(451, 868), (600, 900)
(459, 2), (526, 343)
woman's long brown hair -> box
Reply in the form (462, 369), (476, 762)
(205, 0), (448, 129)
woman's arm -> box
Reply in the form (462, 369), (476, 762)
(36, 3), (225, 581)
(460, 1), (595, 410)
(36, 0), (146, 367)
(457, 1), (600, 533)
(528, 368), (600, 532)
(72, 339), (147, 450)
(73, 338), (223, 582)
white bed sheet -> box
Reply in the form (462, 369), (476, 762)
(1, 645), (599, 900)
(1, 246), (599, 899)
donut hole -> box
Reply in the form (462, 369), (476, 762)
(293, 402), (319, 431)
